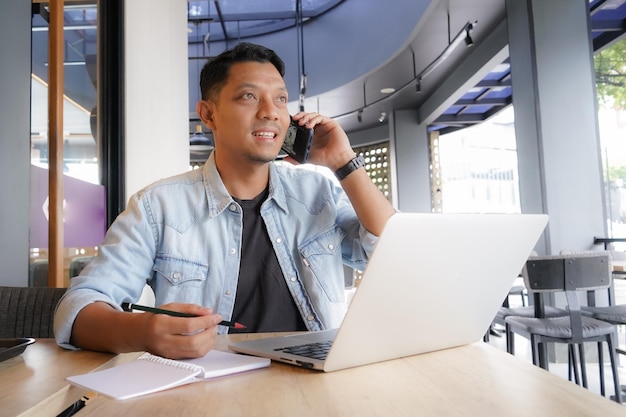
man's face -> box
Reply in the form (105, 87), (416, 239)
(207, 61), (290, 164)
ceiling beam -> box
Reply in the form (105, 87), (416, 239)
(455, 96), (512, 107)
(418, 19), (509, 126)
(591, 19), (626, 32)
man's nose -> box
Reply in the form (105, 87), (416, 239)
(257, 98), (280, 120)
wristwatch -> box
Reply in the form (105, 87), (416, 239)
(335, 155), (365, 181)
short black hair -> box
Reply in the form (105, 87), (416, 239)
(199, 42), (286, 101)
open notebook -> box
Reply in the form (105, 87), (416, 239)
(229, 212), (548, 372)
(67, 349), (270, 400)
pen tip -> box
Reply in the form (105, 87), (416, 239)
(234, 323), (246, 329)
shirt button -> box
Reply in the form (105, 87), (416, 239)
(229, 204), (237, 212)
(225, 290), (231, 296)
(307, 315), (315, 321)
(230, 248), (236, 254)
(275, 237), (282, 244)
(290, 276), (297, 282)
(172, 272), (181, 281)
(328, 244), (334, 251)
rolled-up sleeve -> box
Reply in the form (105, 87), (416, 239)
(53, 192), (157, 349)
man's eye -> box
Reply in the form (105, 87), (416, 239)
(277, 96), (288, 103)
(243, 92), (256, 100)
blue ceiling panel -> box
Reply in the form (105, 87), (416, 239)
(429, 1), (624, 135)
(590, 0), (626, 49)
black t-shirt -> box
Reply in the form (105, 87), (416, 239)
(229, 188), (307, 333)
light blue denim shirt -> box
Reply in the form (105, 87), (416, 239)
(54, 153), (378, 348)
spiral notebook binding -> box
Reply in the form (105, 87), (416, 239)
(138, 352), (204, 374)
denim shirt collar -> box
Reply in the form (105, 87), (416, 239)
(200, 152), (289, 217)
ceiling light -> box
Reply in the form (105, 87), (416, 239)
(189, 124), (214, 151)
(378, 112), (387, 123)
(465, 23), (474, 47)
(357, 109), (363, 123)
(380, 87), (395, 94)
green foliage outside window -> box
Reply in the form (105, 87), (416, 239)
(595, 38), (626, 110)
(595, 38), (626, 187)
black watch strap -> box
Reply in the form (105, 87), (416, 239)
(335, 155), (365, 181)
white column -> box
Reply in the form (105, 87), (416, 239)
(124, 0), (190, 200)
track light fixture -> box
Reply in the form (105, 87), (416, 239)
(335, 20), (477, 123)
(419, 20), (477, 81)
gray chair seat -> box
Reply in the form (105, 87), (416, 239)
(505, 315), (616, 339)
(491, 305), (568, 351)
(582, 305), (626, 324)
(495, 305), (566, 322)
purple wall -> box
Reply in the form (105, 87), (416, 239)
(30, 165), (106, 248)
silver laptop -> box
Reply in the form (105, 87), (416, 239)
(228, 212), (548, 372)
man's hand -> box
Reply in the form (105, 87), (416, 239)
(290, 112), (356, 171)
(71, 301), (223, 359)
(287, 112), (396, 236)
(140, 303), (223, 359)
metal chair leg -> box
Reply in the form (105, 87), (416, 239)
(530, 336), (539, 366)
(597, 341), (606, 396)
(568, 345), (580, 385)
(531, 337), (550, 370)
(578, 343), (588, 389)
(607, 335), (622, 404)
(505, 324), (515, 355)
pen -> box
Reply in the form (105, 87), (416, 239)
(56, 392), (97, 417)
(121, 302), (246, 329)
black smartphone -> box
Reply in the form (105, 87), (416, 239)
(281, 117), (313, 163)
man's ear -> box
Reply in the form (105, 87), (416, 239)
(196, 100), (217, 130)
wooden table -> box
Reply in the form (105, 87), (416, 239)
(4, 335), (625, 417)
(0, 339), (113, 417)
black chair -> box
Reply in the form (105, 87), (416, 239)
(505, 253), (622, 403)
(0, 286), (66, 338)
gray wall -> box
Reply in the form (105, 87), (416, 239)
(0, 0), (31, 287)
(392, 111), (431, 212)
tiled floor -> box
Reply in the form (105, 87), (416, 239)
(486, 277), (626, 405)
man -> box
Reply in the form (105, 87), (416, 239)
(54, 43), (395, 359)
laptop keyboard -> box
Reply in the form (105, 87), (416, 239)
(274, 340), (333, 360)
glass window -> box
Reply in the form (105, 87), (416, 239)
(435, 106), (520, 214)
(30, 3), (103, 286)
(595, 37), (626, 250)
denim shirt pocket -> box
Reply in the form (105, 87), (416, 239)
(299, 228), (345, 303)
(153, 256), (209, 289)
